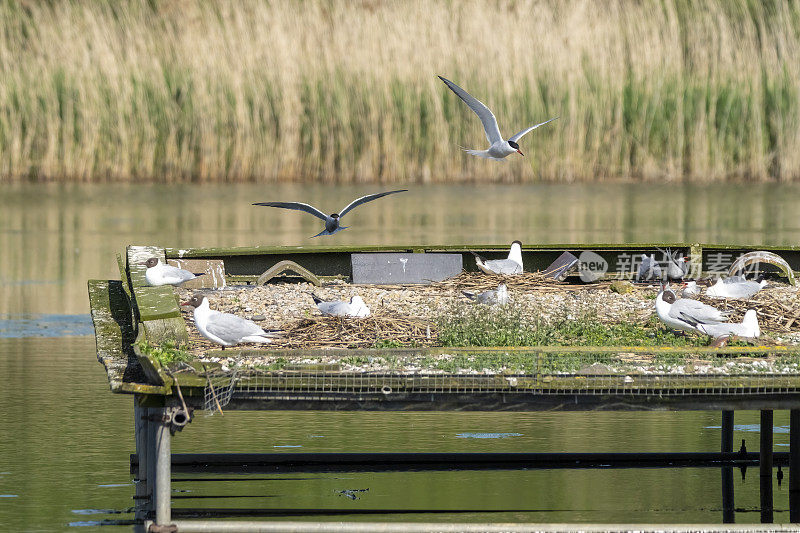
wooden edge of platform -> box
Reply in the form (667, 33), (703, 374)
(162, 243), (800, 257)
(160, 520), (800, 532)
(88, 279), (172, 395)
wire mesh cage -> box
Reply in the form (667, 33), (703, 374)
(196, 347), (800, 412)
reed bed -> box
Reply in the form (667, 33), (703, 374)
(4, 0), (799, 183)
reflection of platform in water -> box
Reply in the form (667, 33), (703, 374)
(87, 243), (800, 531)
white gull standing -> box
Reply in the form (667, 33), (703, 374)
(471, 241), (524, 275)
(438, 75), (558, 161)
(181, 295), (279, 348)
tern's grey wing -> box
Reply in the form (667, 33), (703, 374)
(252, 201), (328, 222)
(723, 276), (748, 284)
(508, 117), (559, 143)
(317, 300), (352, 316)
(670, 299), (725, 324)
(338, 190), (407, 218)
(206, 312), (264, 343)
(485, 259), (523, 275)
(438, 75), (502, 145)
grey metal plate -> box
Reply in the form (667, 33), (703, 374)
(351, 253), (462, 284)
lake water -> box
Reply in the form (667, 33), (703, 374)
(1, 182), (799, 531)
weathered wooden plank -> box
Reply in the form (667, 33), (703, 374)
(141, 316), (188, 345)
(88, 280), (171, 395)
(162, 243), (800, 281)
(134, 286), (182, 321)
(166, 258), (226, 289)
(164, 243), (800, 255)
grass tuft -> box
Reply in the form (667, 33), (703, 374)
(136, 340), (193, 365)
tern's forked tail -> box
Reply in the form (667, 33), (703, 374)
(462, 147), (505, 161)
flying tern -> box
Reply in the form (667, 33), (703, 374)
(253, 190), (407, 237)
(470, 241), (524, 275)
(181, 295), (280, 348)
(462, 283), (509, 306)
(438, 75), (558, 161)
(142, 258), (204, 287)
(312, 294), (371, 318)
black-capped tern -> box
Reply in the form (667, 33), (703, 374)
(470, 241), (524, 275)
(438, 75), (557, 161)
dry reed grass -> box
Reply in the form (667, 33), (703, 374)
(2, 0), (799, 183)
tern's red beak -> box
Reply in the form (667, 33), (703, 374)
(517, 149), (524, 156)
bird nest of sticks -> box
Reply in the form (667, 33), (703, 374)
(432, 271), (610, 293)
(266, 314), (437, 349)
(695, 292), (800, 333)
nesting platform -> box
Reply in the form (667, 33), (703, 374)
(90, 242), (800, 411)
(87, 243), (800, 531)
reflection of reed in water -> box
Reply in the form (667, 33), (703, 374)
(1, 182), (798, 315)
(2, 1), (800, 182)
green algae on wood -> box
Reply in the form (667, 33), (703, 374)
(88, 279), (171, 395)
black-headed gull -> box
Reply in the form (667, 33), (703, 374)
(142, 258), (204, 287)
(706, 276), (767, 299)
(181, 294), (279, 348)
(636, 254), (662, 282)
(462, 283), (508, 305)
(438, 75), (557, 161)
(470, 241), (523, 275)
(312, 294), (370, 318)
(655, 285), (728, 333)
(253, 190), (407, 237)
(696, 310), (760, 340)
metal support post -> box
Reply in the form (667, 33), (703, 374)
(760, 409), (773, 523)
(790, 409), (800, 522)
(154, 407), (173, 527)
(134, 397), (149, 522)
(721, 410), (734, 523)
